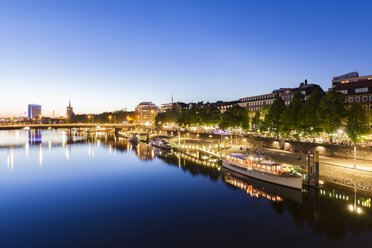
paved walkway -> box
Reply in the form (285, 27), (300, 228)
(260, 147), (372, 172)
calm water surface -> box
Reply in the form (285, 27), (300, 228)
(0, 129), (371, 248)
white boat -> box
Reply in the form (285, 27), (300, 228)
(128, 134), (139, 143)
(222, 154), (302, 190)
(151, 138), (172, 150)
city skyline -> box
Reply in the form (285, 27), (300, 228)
(1, 0), (372, 116)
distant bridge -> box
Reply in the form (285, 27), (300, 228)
(0, 123), (153, 130)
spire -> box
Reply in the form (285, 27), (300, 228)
(171, 93), (173, 104)
(69, 100), (71, 107)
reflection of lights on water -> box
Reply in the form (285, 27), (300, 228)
(49, 141), (51, 150)
(109, 145), (112, 154)
(65, 145), (70, 160)
(97, 140), (100, 147)
(62, 131), (66, 147)
(7, 148), (14, 171)
(39, 144), (43, 166)
(25, 142), (29, 158)
(348, 204), (362, 214)
(320, 188), (370, 212)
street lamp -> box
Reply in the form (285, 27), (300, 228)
(108, 115), (112, 124)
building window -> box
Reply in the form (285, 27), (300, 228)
(362, 96), (367, 102)
(370, 96), (372, 101)
(355, 96), (360, 102)
(338, 90), (348, 94)
(349, 97), (353, 102)
(370, 105), (372, 110)
(301, 91), (306, 95)
(355, 87), (368, 93)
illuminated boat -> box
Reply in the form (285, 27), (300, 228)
(151, 138), (172, 150)
(222, 154), (302, 190)
(128, 134), (139, 143)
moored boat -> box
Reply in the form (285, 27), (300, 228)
(151, 138), (172, 150)
(222, 153), (302, 190)
(128, 134), (139, 143)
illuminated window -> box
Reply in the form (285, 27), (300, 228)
(349, 97), (353, 102)
(355, 87), (368, 93)
(338, 90), (347, 94)
(362, 96), (367, 102)
(355, 96), (360, 102)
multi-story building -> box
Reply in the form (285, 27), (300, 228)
(211, 100), (239, 113)
(160, 102), (188, 112)
(28, 104), (41, 120)
(238, 80), (324, 111)
(238, 93), (278, 112)
(331, 72), (372, 110)
(331, 72), (360, 88)
(135, 102), (159, 125)
(278, 81), (324, 106)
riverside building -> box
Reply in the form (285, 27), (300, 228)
(135, 102), (159, 125)
(238, 80), (324, 112)
(331, 72), (372, 110)
(28, 104), (42, 123)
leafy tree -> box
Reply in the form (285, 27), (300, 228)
(206, 106), (222, 127)
(281, 91), (305, 137)
(317, 91), (346, 141)
(219, 105), (248, 130)
(265, 97), (286, 136)
(345, 103), (369, 143)
(299, 88), (323, 137)
(177, 109), (189, 127)
(251, 111), (261, 131)
(155, 112), (167, 128)
(71, 110), (134, 124)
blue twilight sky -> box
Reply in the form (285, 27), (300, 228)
(1, 0), (372, 116)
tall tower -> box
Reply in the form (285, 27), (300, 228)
(66, 100), (74, 118)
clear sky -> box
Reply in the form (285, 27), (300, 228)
(1, 0), (371, 116)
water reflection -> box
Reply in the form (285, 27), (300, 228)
(0, 129), (372, 244)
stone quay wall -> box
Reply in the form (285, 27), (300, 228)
(246, 137), (372, 162)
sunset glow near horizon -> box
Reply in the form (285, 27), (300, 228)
(1, 0), (372, 117)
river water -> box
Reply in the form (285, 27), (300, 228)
(0, 129), (371, 247)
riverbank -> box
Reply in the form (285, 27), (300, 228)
(224, 146), (372, 191)
(167, 134), (372, 191)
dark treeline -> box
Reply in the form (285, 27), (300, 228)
(155, 105), (250, 131)
(156, 89), (372, 143)
(69, 110), (138, 124)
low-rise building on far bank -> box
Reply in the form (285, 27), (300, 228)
(238, 79), (324, 112)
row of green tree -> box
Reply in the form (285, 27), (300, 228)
(69, 110), (138, 124)
(156, 89), (372, 143)
(254, 90), (371, 143)
(155, 104), (250, 131)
